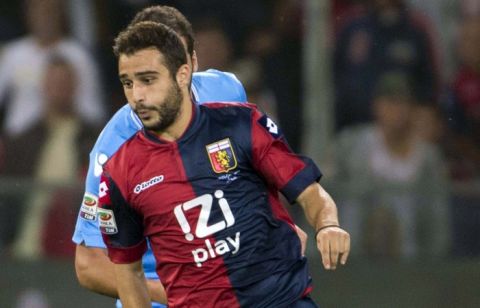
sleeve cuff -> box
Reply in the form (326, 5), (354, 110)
(72, 231), (107, 248)
(107, 240), (148, 264)
(281, 161), (322, 203)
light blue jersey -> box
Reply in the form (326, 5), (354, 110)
(72, 69), (247, 307)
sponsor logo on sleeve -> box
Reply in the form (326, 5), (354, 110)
(98, 176), (112, 207)
(97, 208), (118, 234)
(80, 193), (98, 221)
(258, 115), (281, 138)
(206, 138), (238, 173)
(99, 181), (109, 198)
(94, 153), (109, 177)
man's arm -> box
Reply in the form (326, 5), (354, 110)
(75, 244), (167, 303)
(114, 260), (150, 308)
(297, 182), (350, 270)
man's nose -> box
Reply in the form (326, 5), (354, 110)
(132, 83), (146, 103)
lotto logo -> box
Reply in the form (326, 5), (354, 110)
(266, 118), (278, 134)
(258, 115), (281, 138)
(99, 181), (109, 198)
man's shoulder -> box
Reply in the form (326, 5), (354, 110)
(200, 101), (255, 115)
(193, 69), (240, 82)
(192, 69), (247, 103)
(103, 130), (144, 169)
(198, 102), (259, 133)
(0, 37), (35, 58)
(93, 105), (141, 155)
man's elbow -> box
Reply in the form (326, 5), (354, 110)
(75, 245), (91, 289)
(74, 244), (101, 290)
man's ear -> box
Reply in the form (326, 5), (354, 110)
(176, 64), (191, 88)
(191, 50), (199, 72)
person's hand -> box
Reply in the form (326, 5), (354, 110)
(294, 225), (308, 256)
(316, 226), (350, 270)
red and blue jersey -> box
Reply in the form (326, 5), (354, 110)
(72, 69), (247, 308)
(99, 102), (322, 307)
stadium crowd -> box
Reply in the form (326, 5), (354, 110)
(0, 0), (478, 298)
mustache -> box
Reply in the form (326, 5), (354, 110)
(134, 104), (158, 112)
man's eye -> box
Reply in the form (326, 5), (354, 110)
(143, 77), (154, 84)
(122, 81), (133, 88)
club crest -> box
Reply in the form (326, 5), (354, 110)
(206, 138), (238, 173)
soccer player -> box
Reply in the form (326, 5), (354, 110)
(72, 5), (308, 307)
(72, 6), (245, 307)
(99, 22), (350, 307)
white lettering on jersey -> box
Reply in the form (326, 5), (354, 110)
(134, 175), (164, 194)
(173, 190), (239, 267)
(191, 232), (241, 267)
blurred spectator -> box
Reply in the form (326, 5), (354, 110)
(0, 1), (23, 43)
(334, 0), (439, 131)
(240, 0), (304, 151)
(332, 0), (367, 33)
(461, 0), (480, 17)
(194, 18), (234, 72)
(2, 54), (98, 259)
(0, 0), (104, 137)
(412, 103), (446, 146)
(443, 15), (480, 258)
(171, 0), (270, 52)
(407, 0), (459, 80)
(447, 15), (480, 180)
(330, 72), (450, 260)
(232, 57), (279, 121)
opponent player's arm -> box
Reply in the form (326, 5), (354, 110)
(296, 182), (350, 270)
(114, 260), (150, 308)
(75, 244), (167, 303)
(98, 172), (155, 307)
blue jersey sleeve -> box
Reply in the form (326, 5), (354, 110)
(191, 69), (247, 103)
(72, 105), (142, 247)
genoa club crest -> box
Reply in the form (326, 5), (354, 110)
(206, 138), (238, 173)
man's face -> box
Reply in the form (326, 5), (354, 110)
(374, 96), (413, 134)
(44, 62), (76, 114)
(119, 48), (183, 132)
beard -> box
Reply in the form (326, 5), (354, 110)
(134, 82), (183, 133)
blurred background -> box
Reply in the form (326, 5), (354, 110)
(0, 0), (479, 307)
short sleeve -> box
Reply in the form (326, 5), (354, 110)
(98, 173), (147, 264)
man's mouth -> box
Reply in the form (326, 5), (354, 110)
(136, 109), (153, 120)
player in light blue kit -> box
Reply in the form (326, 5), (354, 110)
(72, 6), (246, 307)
